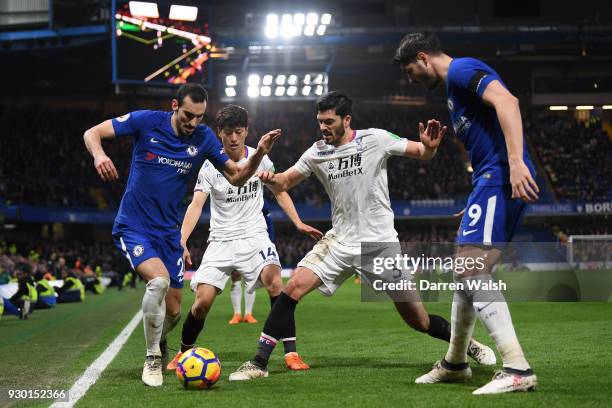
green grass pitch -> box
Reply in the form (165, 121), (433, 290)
(1, 281), (611, 407)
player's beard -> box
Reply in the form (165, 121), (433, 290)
(180, 125), (195, 137)
(323, 126), (346, 145)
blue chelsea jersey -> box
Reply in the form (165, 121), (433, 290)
(446, 57), (535, 187)
(111, 110), (229, 234)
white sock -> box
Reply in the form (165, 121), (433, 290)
(474, 299), (530, 370)
(230, 281), (242, 315)
(244, 286), (256, 315)
(468, 275), (530, 371)
(142, 277), (169, 357)
(161, 311), (181, 343)
(444, 291), (477, 364)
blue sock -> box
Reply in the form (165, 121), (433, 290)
(3, 298), (20, 316)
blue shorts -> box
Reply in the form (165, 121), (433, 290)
(112, 225), (185, 289)
(456, 184), (527, 246)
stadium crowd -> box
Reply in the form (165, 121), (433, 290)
(11, 104), (612, 209)
(0, 237), (134, 320)
(525, 111), (612, 201)
(2, 105), (610, 208)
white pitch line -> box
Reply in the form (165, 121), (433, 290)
(50, 310), (143, 408)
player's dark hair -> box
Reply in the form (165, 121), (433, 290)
(393, 31), (442, 65)
(216, 104), (248, 130)
(317, 91), (353, 118)
(175, 83), (208, 106)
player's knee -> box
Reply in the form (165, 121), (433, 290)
(266, 275), (283, 296)
(145, 277), (169, 297)
(283, 278), (307, 301)
(165, 307), (181, 320)
(283, 277), (297, 293)
(192, 299), (211, 319)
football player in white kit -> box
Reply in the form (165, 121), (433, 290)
(167, 105), (322, 371)
(229, 91), (496, 381)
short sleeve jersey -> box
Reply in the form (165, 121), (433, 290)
(292, 128), (408, 244)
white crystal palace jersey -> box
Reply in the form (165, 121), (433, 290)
(195, 146), (275, 241)
(293, 128), (408, 244)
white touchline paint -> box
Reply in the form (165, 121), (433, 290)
(49, 310), (143, 408)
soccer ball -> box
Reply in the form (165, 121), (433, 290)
(176, 347), (221, 390)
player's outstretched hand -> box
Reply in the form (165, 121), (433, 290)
(181, 243), (192, 270)
(510, 161), (539, 202)
(419, 119), (447, 149)
(257, 170), (277, 185)
(297, 222), (324, 240)
(94, 154), (119, 181)
(256, 129), (282, 155)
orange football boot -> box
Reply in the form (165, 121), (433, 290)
(285, 352), (310, 370)
(243, 314), (258, 324)
(166, 351), (182, 371)
(228, 314), (242, 324)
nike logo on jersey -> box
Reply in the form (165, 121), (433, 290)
(150, 137), (161, 143)
(462, 229), (478, 236)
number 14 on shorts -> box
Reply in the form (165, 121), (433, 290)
(259, 247), (278, 261)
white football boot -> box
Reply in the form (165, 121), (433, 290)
(228, 361), (269, 381)
(473, 369), (537, 395)
(142, 355), (163, 387)
(415, 360), (472, 384)
(467, 339), (497, 366)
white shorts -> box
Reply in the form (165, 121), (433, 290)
(190, 232), (281, 293)
(297, 233), (413, 297)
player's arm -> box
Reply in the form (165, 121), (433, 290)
(222, 129), (282, 186)
(180, 191), (209, 269)
(270, 189), (323, 240)
(180, 190), (209, 269)
(258, 168), (307, 192)
(403, 120), (447, 160)
(83, 120), (119, 181)
(481, 80), (539, 202)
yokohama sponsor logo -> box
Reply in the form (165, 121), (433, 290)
(157, 156), (192, 170)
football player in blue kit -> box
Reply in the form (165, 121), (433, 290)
(83, 84), (281, 387)
(393, 32), (539, 394)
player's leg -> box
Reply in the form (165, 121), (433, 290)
(135, 257), (171, 387)
(160, 287), (182, 368)
(413, 246), (498, 384)
(230, 234), (352, 381)
(417, 186), (536, 392)
(183, 283), (219, 350)
(157, 236), (188, 369)
(167, 283), (219, 370)
(229, 271), (243, 324)
(229, 266), (322, 381)
(243, 279), (257, 323)
(390, 286), (495, 367)
(457, 246), (536, 394)
(114, 230), (171, 386)
(259, 263), (309, 369)
(167, 261), (230, 370)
